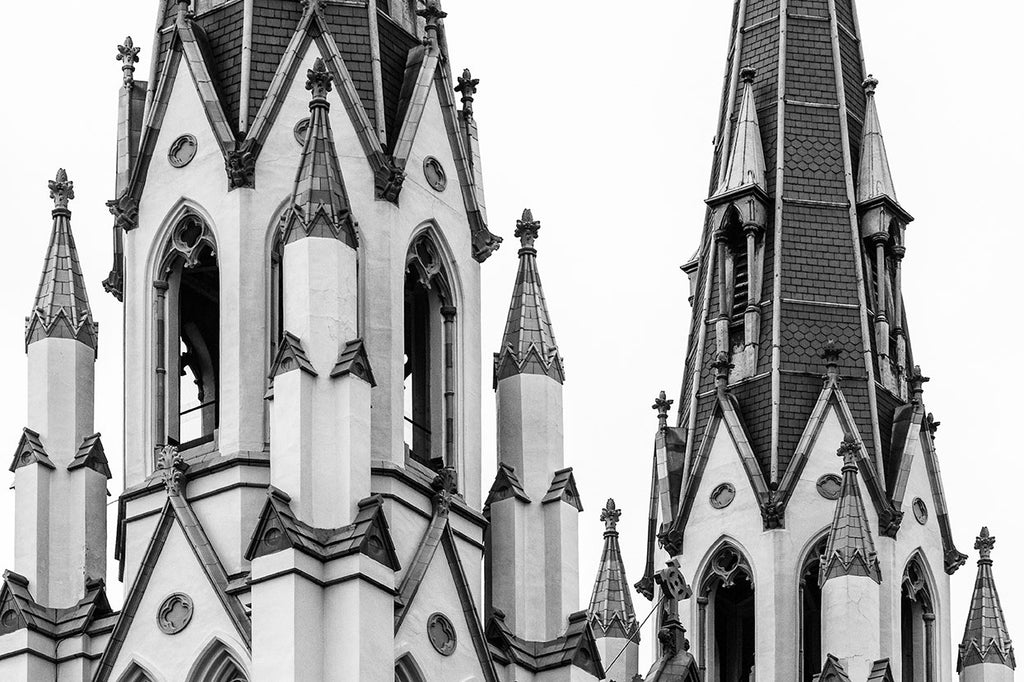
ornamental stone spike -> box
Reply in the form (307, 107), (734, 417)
(306, 57), (334, 102)
(976, 527), (995, 562)
(652, 391), (673, 430)
(600, 498), (621, 535)
(49, 168), (74, 211)
(515, 209), (540, 250)
(116, 36), (140, 88)
(455, 68), (480, 119)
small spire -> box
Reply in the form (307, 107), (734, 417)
(116, 37), (140, 88)
(857, 75), (899, 206)
(515, 208), (540, 250)
(284, 58), (356, 246)
(27, 170), (96, 352)
(455, 68), (479, 120)
(588, 499), (637, 639)
(715, 66), (767, 197)
(494, 210), (564, 386)
(958, 527), (1016, 671)
(820, 435), (882, 585)
(652, 391), (673, 430)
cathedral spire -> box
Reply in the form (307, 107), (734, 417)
(820, 436), (881, 585)
(587, 499), (637, 637)
(857, 76), (899, 209)
(714, 67), (767, 199)
(958, 527), (1016, 673)
(284, 58), (357, 246)
(493, 209), (564, 386)
(25, 169), (96, 352)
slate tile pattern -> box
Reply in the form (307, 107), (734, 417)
(958, 529), (1017, 669)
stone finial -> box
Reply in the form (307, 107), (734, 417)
(740, 66), (757, 84)
(417, 0), (447, 39)
(908, 365), (929, 402)
(117, 37), (140, 88)
(515, 209), (540, 250)
(455, 68), (480, 119)
(976, 527), (995, 562)
(157, 445), (189, 496)
(863, 74), (879, 96)
(821, 338), (841, 382)
(48, 169), (74, 211)
(600, 498), (621, 534)
(432, 466), (459, 515)
(306, 57), (334, 101)
(652, 391), (673, 430)
(711, 350), (733, 390)
(837, 434), (859, 470)
(926, 412), (941, 436)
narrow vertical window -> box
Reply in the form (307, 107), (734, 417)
(901, 557), (936, 682)
(799, 536), (828, 681)
(698, 545), (756, 682)
(403, 233), (456, 473)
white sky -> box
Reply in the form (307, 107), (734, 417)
(0, 0), (1020, 672)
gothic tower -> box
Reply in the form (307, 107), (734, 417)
(639, 0), (970, 679)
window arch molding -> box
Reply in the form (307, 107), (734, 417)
(394, 652), (427, 682)
(185, 636), (250, 682)
(693, 536), (757, 682)
(796, 528), (830, 682)
(146, 198), (221, 284)
(901, 550), (940, 682)
(116, 659), (162, 682)
(402, 222), (464, 479)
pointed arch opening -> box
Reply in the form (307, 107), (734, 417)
(799, 533), (829, 681)
(403, 229), (457, 473)
(395, 653), (427, 682)
(697, 542), (756, 682)
(117, 661), (157, 682)
(154, 211), (220, 454)
(714, 203), (764, 380)
(187, 638), (249, 682)
(901, 554), (937, 682)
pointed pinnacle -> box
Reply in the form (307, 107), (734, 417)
(740, 66), (757, 84)
(600, 498), (621, 533)
(117, 37), (140, 88)
(48, 169), (74, 211)
(652, 391), (673, 430)
(455, 68), (480, 119)
(837, 434), (859, 470)
(515, 209), (540, 249)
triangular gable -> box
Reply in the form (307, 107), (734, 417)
(331, 339), (376, 386)
(94, 497), (251, 682)
(867, 658), (896, 682)
(814, 654), (852, 682)
(0, 572), (34, 635)
(484, 463), (530, 509)
(670, 392), (770, 545)
(10, 428), (55, 473)
(542, 467), (583, 511)
(917, 427), (967, 574)
(269, 331), (318, 379)
(68, 433), (112, 479)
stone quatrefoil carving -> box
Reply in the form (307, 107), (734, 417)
(157, 592), (194, 635)
(426, 612), (457, 656)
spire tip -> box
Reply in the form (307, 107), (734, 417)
(515, 209), (540, 249)
(976, 527), (995, 560)
(863, 74), (879, 96)
(740, 66), (757, 84)
(48, 169), (74, 210)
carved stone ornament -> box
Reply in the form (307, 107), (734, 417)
(423, 156), (447, 192)
(426, 612), (457, 656)
(156, 445), (189, 495)
(157, 592), (194, 634)
(294, 117), (311, 145)
(709, 482), (736, 510)
(912, 497), (928, 525)
(703, 546), (751, 592)
(226, 142), (256, 189)
(107, 194), (140, 232)
(816, 474), (842, 501)
(169, 214), (216, 269)
(168, 134), (198, 168)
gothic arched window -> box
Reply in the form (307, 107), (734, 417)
(117, 662), (157, 682)
(154, 213), (220, 454)
(404, 232), (457, 473)
(187, 639), (249, 682)
(799, 534), (829, 681)
(901, 556), (937, 682)
(395, 653), (427, 682)
(697, 544), (756, 681)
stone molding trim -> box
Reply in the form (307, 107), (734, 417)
(0, 571), (112, 639)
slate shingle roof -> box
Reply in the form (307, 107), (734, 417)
(820, 438), (881, 585)
(586, 499), (637, 640)
(958, 528), (1016, 671)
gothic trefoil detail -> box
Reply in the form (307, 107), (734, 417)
(958, 527), (1016, 671)
(493, 210), (565, 386)
(26, 169), (97, 352)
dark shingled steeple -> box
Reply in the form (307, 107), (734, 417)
(493, 210), (564, 387)
(283, 58), (357, 246)
(25, 170), (97, 352)
(820, 436), (881, 585)
(587, 499), (637, 640)
(958, 528), (1016, 671)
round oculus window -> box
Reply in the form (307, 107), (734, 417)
(912, 497), (929, 525)
(427, 612), (457, 656)
(168, 134), (198, 168)
(423, 156), (447, 192)
(816, 474), (843, 501)
(157, 593), (194, 635)
(294, 118), (311, 145)
(709, 483), (736, 510)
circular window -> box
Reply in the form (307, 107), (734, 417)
(423, 156), (447, 192)
(1, 609), (18, 629)
(912, 498), (928, 525)
(294, 118), (311, 145)
(816, 474), (843, 501)
(262, 527), (284, 550)
(427, 612), (457, 656)
(157, 593), (194, 635)
(168, 134), (198, 168)
(709, 483), (736, 510)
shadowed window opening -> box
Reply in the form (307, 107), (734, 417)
(800, 535), (828, 681)
(901, 558), (936, 682)
(699, 545), (756, 682)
